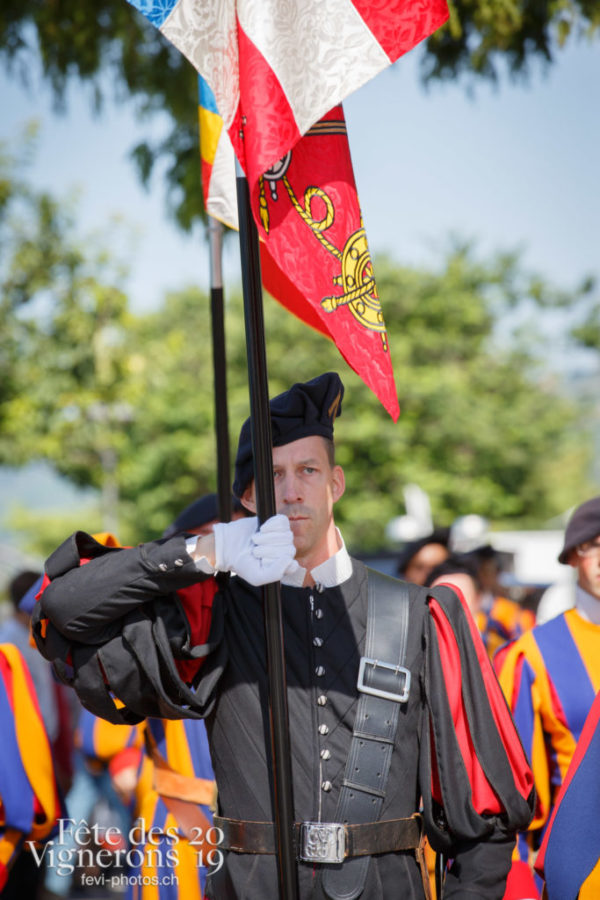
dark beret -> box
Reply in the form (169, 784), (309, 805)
(558, 496), (600, 564)
(233, 372), (344, 499)
(162, 493), (245, 538)
(162, 493), (219, 538)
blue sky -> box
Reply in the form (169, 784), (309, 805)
(347, 44), (598, 289)
(2, 39), (598, 314)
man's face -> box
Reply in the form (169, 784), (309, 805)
(242, 435), (345, 567)
(570, 534), (600, 600)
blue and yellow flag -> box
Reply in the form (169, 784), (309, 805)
(197, 75), (237, 230)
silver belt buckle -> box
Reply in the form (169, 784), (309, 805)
(299, 822), (345, 864)
(357, 657), (411, 703)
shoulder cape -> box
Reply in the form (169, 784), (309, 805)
(421, 584), (534, 852)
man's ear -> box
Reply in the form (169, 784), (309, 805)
(241, 483), (257, 514)
(332, 465), (345, 503)
(566, 549), (579, 569)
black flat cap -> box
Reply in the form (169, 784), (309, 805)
(558, 496), (600, 564)
(233, 372), (344, 499)
(162, 494), (219, 538)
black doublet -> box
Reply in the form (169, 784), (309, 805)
(203, 564), (425, 897)
(35, 533), (534, 899)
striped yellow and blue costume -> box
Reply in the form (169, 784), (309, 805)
(0, 643), (63, 889)
(496, 607), (600, 898)
(128, 717), (216, 900)
(62, 532), (216, 899)
(78, 705), (143, 773)
(478, 595), (535, 660)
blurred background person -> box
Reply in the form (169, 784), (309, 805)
(396, 527), (450, 586)
(534, 687), (600, 899)
(17, 575), (77, 797)
(464, 546), (536, 659)
(0, 570), (58, 745)
(0, 642), (63, 899)
(42, 535), (143, 900)
(426, 554), (483, 621)
(495, 496), (600, 899)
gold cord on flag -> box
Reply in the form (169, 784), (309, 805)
(260, 134), (389, 350)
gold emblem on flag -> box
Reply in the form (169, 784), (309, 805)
(321, 228), (386, 347)
(259, 129), (389, 350)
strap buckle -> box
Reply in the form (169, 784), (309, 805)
(357, 657), (411, 703)
(299, 822), (345, 864)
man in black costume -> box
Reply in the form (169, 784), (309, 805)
(33, 373), (533, 899)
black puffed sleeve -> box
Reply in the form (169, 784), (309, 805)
(32, 531), (227, 724)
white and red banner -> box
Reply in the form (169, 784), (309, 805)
(137, 0), (448, 185)
(129, 0), (449, 418)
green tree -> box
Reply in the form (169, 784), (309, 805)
(101, 249), (597, 547)
(0, 139), (137, 537)
(1, 0), (599, 230)
(570, 284), (600, 352)
(2, 152), (594, 551)
(0, 148), (598, 548)
(426, 0), (600, 82)
(1, 1), (202, 229)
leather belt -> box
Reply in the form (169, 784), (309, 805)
(213, 813), (422, 861)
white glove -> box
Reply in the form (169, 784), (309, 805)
(213, 515), (299, 586)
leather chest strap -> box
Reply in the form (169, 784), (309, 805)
(322, 570), (411, 900)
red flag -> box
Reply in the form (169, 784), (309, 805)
(257, 107), (399, 419)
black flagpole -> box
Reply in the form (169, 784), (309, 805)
(235, 161), (299, 900)
(208, 217), (232, 524)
